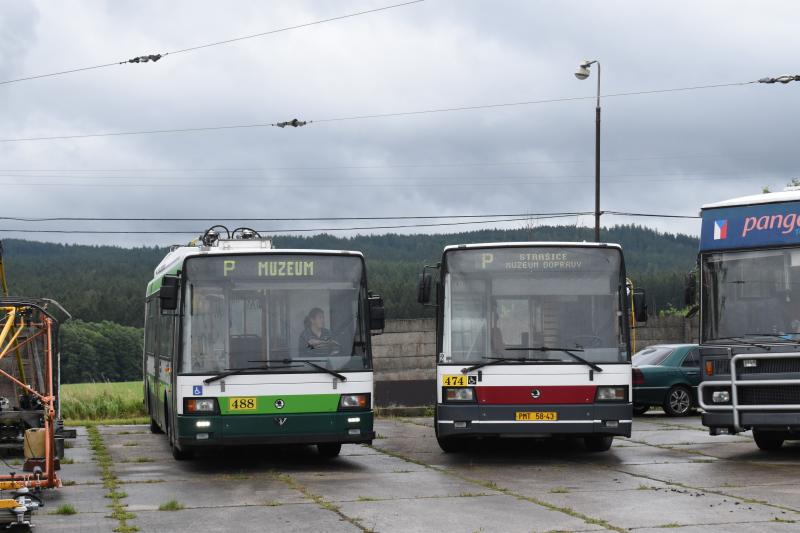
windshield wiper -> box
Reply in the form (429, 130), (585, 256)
(743, 333), (800, 345)
(461, 357), (553, 374)
(506, 346), (603, 373)
(707, 336), (771, 349)
(203, 366), (269, 385)
(283, 359), (347, 381)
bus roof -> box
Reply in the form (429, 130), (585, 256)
(442, 241), (623, 252)
(702, 189), (800, 210)
(147, 239), (363, 296)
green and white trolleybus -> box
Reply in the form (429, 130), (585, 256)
(144, 227), (384, 459)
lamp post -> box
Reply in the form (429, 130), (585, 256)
(575, 60), (601, 242)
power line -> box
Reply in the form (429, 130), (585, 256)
(0, 212), (587, 223)
(0, 211), (701, 228)
(0, 1), (424, 86)
(0, 170), (782, 182)
(0, 173), (787, 189)
(0, 153), (732, 173)
(0, 80), (760, 143)
(0, 214), (588, 235)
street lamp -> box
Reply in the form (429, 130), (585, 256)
(575, 59), (602, 242)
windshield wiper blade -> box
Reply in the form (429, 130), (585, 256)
(707, 336), (771, 349)
(461, 357), (552, 374)
(507, 346), (603, 373)
(203, 366), (267, 385)
(284, 359), (347, 381)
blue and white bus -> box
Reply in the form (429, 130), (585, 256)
(696, 190), (800, 450)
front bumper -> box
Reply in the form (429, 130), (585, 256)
(702, 410), (800, 432)
(436, 403), (632, 438)
(176, 410), (374, 448)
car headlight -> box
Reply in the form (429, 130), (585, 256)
(595, 386), (627, 402)
(184, 398), (218, 413)
(339, 394), (370, 410)
(444, 387), (475, 402)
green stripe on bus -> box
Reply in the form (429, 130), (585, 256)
(218, 394), (340, 415)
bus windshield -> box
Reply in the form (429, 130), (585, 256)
(442, 246), (626, 365)
(702, 248), (800, 342)
(180, 254), (369, 374)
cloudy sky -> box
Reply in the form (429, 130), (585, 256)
(1, 0), (798, 246)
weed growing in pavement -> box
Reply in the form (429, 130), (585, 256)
(158, 499), (185, 511)
(549, 487), (570, 494)
(53, 504), (76, 515)
(87, 425), (138, 532)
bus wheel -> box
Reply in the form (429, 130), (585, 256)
(317, 443), (342, 458)
(436, 436), (468, 453)
(149, 417), (163, 434)
(166, 408), (192, 460)
(663, 385), (692, 417)
(633, 404), (649, 416)
(584, 435), (614, 452)
(753, 430), (784, 451)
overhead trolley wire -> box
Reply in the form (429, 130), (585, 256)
(0, 0), (425, 86)
(0, 80), (760, 143)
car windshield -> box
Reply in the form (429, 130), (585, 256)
(702, 248), (800, 342)
(442, 246), (627, 365)
(633, 346), (674, 366)
(180, 254), (369, 374)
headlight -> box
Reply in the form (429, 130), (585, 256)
(444, 387), (475, 402)
(339, 394), (369, 410)
(742, 359), (757, 368)
(712, 391), (730, 403)
(595, 386), (627, 402)
(185, 398), (218, 413)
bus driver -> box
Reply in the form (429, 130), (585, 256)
(298, 308), (339, 356)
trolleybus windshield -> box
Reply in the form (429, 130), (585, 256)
(443, 247), (626, 365)
(180, 254), (369, 374)
(702, 248), (800, 342)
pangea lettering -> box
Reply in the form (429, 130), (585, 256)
(742, 213), (800, 237)
(222, 260), (315, 277)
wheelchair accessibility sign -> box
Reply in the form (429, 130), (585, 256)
(192, 385), (203, 396)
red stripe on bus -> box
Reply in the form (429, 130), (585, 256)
(476, 386), (597, 404)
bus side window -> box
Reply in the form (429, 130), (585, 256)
(158, 309), (174, 361)
(145, 299), (157, 356)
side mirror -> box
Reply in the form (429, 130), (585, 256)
(159, 275), (179, 312)
(368, 294), (385, 333)
(632, 289), (648, 324)
(417, 273), (433, 305)
(684, 271), (697, 307)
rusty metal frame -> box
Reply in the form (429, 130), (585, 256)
(0, 304), (60, 489)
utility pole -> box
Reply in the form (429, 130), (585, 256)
(575, 60), (602, 242)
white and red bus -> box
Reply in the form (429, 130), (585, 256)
(418, 242), (646, 452)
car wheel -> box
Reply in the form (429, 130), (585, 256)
(753, 430), (785, 451)
(584, 435), (614, 452)
(633, 404), (649, 416)
(663, 385), (692, 417)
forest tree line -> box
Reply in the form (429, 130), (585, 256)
(5, 225), (698, 383)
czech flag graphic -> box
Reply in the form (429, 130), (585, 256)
(714, 219), (728, 240)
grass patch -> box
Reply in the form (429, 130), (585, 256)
(264, 500), (282, 507)
(772, 517), (797, 523)
(158, 499), (185, 511)
(124, 457), (153, 463)
(61, 382), (146, 421)
(62, 480), (77, 486)
(656, 523), (682, 528)
(122, 442), (138, 447)
(549, 487), (570, 494)
(67, 417), (149, 426)
(53, 504), (76, 515)
(60, 457), (75, 465)
(356, 496), (379, 502)
(87, 426), (138, 532)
